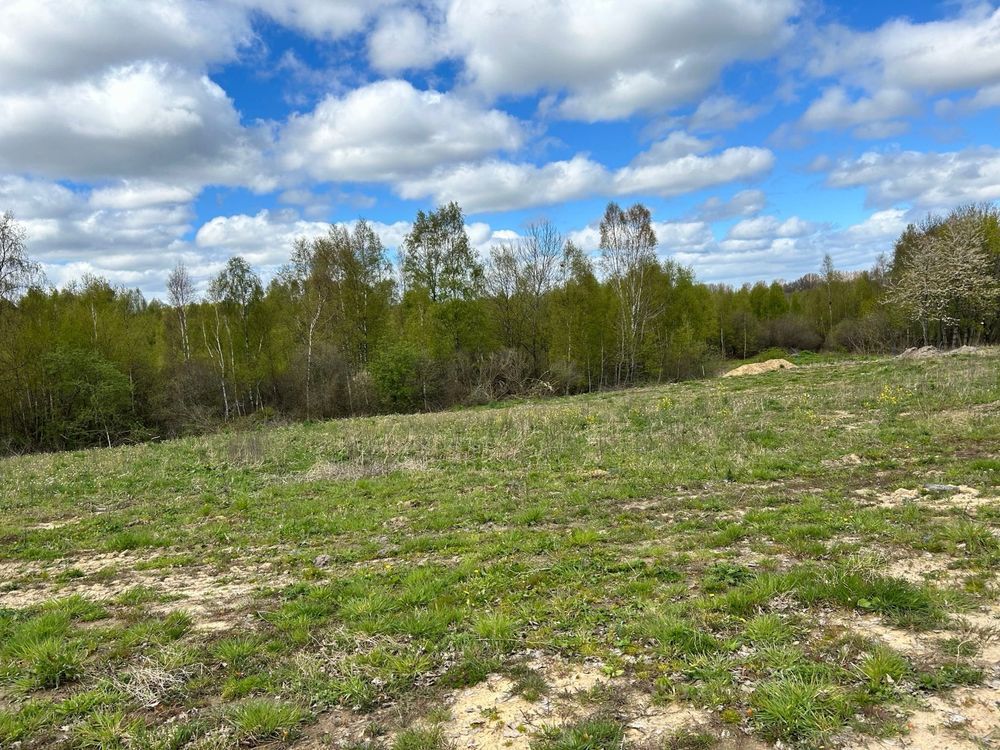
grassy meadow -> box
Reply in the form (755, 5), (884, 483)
(1, 351), (998, 749)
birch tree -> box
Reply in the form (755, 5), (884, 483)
(166, 262), (194, 362)
(600, 202), (659, 385)
(0, 212), (42, 305)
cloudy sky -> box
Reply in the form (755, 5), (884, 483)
(4, 0), (1000, 298)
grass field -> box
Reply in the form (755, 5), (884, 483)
(1, 351), (999, 750)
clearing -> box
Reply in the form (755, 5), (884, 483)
(1, 351), (998, 749)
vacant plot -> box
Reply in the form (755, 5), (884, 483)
(1, 352), (998, 749)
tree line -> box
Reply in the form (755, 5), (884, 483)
(1, 201), (998, 454)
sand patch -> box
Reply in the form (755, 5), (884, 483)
(438, 656), (711, 750)
(852, 687), (1000, 749)
(0, 555), (290, 631)
(826, 612), (933, 656)
(25, 519), (78, 531)
(873, 485), (995, 511)
(884, 553), (965, 587)
(624, 693), (710, 743)
(722, 359), (798, 378)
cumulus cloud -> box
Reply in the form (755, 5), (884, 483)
(0, 60), (273, 190)
(726, 215), (816, 240)
(195, 210), (413, 268)
(613, 142), (774, 198)
(397, 156), (609, 213)
(672, 209), (902, 284)
(444, 0), (798, 120)
(368, 8), (446, 72)
(0, 0), (250, 88)
(803, 4), (1000, 128)
(279, 80), (525, 182)
(396, 134), (773, 212)
(825, 147), (1000, 209)
(89, 182), (199, 211)
(687, 95), (766, 132)
(0, 175), (201, 295)
(693, 189), (767, 221)
(800, 86), (915, 138)
(239, 0), (400, 39)
(809, 5), (1000, 94)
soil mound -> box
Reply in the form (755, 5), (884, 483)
(722, 358), (798, 377)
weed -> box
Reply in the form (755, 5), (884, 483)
(751, 677), (851, 744)
(226, 699), (308, 745)
(533, 717), (625, 750)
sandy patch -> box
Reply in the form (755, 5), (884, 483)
(0, 555), (291, 631)
(624, 693), (710, 743)
(722, 359), (798, 378)
(884, 553), (965, 587)
(25, 519), (78, 531)
(873, 485), (995, 511)
(826, 612), (934, 656)
(438, 656), (711, 750)
(875, 488), (921, 507)
(852, 687), (1000, 749)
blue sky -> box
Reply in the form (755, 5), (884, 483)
(2, 1), (1000, 298)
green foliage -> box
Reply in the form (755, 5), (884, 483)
(751, 677), (851, 744)
(533, 717), (624, 750)
(226, 699), (308, 745)
(393, 726), (447, 750)
(12, 198), (987, 453)
(41, 347), (141, 449)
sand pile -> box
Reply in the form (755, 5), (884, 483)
(722, 358), (798, 377)
(897, 345), (981, 359)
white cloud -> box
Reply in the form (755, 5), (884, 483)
(89, 182), (199, 211)
(694, 189), (767, 221)
(0, 175), (200, 297)
(825, 147), (1000, 209)
(726, 215), (816, 240)
(810, 5), (1000, 94)
(445, 0), (798, 120)
(687, 96), (765, 132)
(279, 80), (525, 182)
(368, 8), (445, 72)
(397, 135), (773, 213)
(936, 83), (1000, 116)
(800, 86), (915, 137)
(397, 156), (609, 213)
(804, 4), (1000, 124)
(0, 0), (250, 88)
(671, 208), (902, 284)
(613, 140), (774, 198)
(195, 210), (413, 267)
(0, 62), (273, 189)
(239, 0), (399, 39)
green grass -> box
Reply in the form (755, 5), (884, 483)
(1, 352), (998, 748)
(533, 717), (625, 750)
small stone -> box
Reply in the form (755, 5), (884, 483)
(945, 713), (968, 728)
(924, 483), (960, 493)
(313, 554), (331, 567)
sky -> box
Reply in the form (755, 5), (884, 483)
(3, 0), (1000, 300)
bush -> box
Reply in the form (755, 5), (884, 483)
(760, 315), (823, 351)
(829, 312), (898, 353)
(369, 342), (429, 412)
(40, 348), (143, 449)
